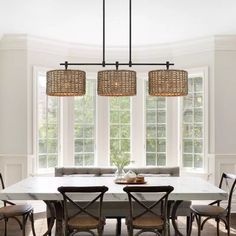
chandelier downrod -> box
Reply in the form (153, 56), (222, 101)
(129, 0), (132, 67)
(60, 0), (174, 70)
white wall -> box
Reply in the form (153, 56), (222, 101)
(1, 34), (236, 187)
(214, 37), (236, 183)
(0, 36), (28, 185)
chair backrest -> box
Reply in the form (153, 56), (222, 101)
(123, 186), (174, 224)
(57, 186), (108, 225)
(218, 173), (236, 214)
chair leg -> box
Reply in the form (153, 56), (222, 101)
(187, 214), (193, 236)
(4, 218), (8, 236)
(29, 211), (36, 236)
(186, 216), (190, 235)
(226, 216), (230, 236)
(174, 217), (178, 236)
(216, 218), (220, 236)
(47, 217), (52, 236)
(127, 224), (133, 236)
(22, 215), (26, 236)
(116, 217), (122, 236)
(196, 215), (201, 236)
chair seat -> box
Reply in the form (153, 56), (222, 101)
(127, 216), (164, 229)
(68, 216), (105, 229)
(191, 205), (227, 217)
(0, 204), (33, 217)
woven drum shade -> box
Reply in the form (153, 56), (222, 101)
(148, 69), (188, 96)
(46, 70), (86, 96)
(97, 70), (136, 96)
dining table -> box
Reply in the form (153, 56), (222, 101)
(0, 176), (227, 236)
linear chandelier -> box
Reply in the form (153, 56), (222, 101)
(46, 0), (188, 97)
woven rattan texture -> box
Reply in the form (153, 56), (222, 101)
(47, 70), (86, 96)
(148, 70), (188, 96)
(97, 70), (136, 96)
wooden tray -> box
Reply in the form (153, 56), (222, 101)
(115, 179), (147, 185)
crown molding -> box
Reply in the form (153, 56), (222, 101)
(1, 34), (236, 59)
(214, 35), (236, 51)
(0, 34), (28, 50)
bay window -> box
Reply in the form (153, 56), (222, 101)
(34, 68), (207, 173)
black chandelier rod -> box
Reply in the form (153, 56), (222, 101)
(102, 0), (105, 67)
(129, 0), (132, 67)
(61, 61), (174, 67)
(62, 0), (174, 70)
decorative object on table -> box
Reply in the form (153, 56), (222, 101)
(124, 170), (137, 183)
(135, 174), (145, 183)
(115, 171), (147, 184)
(115, 179), (147, 185)
(46, 0), (188, 97)
(111, 150), (130, 180)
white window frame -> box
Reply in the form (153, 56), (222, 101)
(33, 66), (63, 174)
(33, 67), (208, 174)
(179, 67), (209, 173)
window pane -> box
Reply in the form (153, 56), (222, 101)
(194, 154), (203, 168)
(183, 124), (193, 138)
(146, 153), (156, 165)
(183, 154), (193, 167)
(74, 80), (96, 166)
(147, 110), (156, 123)
(145, 82), (166, 166)
(182, 76), (204, 169)
(74, 154), (83, 166)
(48, 155), (58, 168)
(39, 155), (47, 168)
(110, 97), (131, 163)
(37, 74), (60, 169)
(157, 154), (166, 166)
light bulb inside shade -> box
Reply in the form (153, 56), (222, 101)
(46, 69), (86, 96)
(148, 69), (188, 96)
(97, 70), (136, 96)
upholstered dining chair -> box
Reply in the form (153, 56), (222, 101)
(123, 185), (174, 236)
(0, 173), (36, 236)
(190, 173), (236, 236)
(58, 186), (108, 236)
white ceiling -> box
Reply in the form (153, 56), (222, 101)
(1, 0), (236, 46)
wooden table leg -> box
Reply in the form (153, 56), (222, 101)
(43, 201), (56, 236)
(171, 200), (183, 236)
(43, 200), (63, 236)
(54, 201), (64, 236)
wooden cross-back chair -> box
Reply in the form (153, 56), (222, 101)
(58, 186), (108, 236)
(190, 173), (236, 236)
(0, 173), (36, 236)
(123, 185), (174, 236)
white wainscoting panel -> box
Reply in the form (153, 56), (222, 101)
(215, 154), (236, 212)
(0, 154), (28, 187)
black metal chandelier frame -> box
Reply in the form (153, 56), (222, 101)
(60, 0), (174, 71)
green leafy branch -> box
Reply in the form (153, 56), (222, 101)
(111, 150), (130, 169)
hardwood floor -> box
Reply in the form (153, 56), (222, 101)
(0, 212), (236, 236)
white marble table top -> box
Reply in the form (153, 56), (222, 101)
(0, 176), (227, 201)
